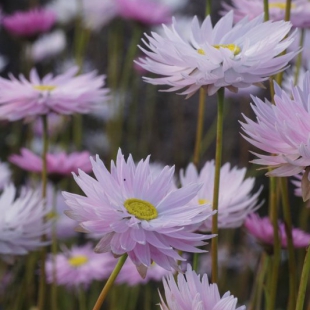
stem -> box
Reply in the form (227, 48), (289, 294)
(263, 0), (269, 21)
(193, 88), (206, 167)
(294, 29), (305, 86)
(211, 87), (225, 283)
(192, 252), (199, 272)
(295, 246), (310, 310)
(78, 286), (87, 310)
(51, 185), (58, 310)
(92, 254), (128, 310)
(205, 0), (212, 15)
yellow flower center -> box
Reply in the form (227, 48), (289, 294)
(68, 255), (89, 267)
(124, 198), (158, 220)
(198, 44), (241, 56)
(33, 85), (57, 92)
(269, 2), (296, 9)
(198, 199), (211, 205)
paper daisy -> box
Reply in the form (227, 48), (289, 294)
(137, 11), (296, 97)
(0, 67), (109, 121)
(63, 149), (214, 275)
(180, 161), (262, 230)
(0, 184), (51, 257)
(159, 264), (245, 310)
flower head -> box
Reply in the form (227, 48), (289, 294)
(180, 162), (262, 230)
(0, 67), (109, 120)
(137, 12), (296, 97)
(221, 0), (310, 28)
(3, 8), (56, 37)
(159, 264), (245, 310)
(63, 149), (214, 275)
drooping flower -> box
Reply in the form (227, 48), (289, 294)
(221, 0), (310, 28)
(0, 161), (11, 190)
(45, 243), (112, 289)
(159, 264), (246, 310)
(0, 184), (51, 258)
(137, 11), (297, 97)
(240, 72), (310, 200)
(63, 149), (214, 275)
(180, 161), (262, 230)
(0, 67), (109, 121)
(10, 148), (92, 182)
(245, 213), (310, 249)
(2, 8), (56, 38)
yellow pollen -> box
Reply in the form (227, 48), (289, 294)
(68, 255), (89, 267)
(213, 44), (241, 56)
(197, 49), (205, 55)
(33, 85), (56, 92)
(46, 211), (58, 220)
(124, 198), (158, 221)
(269, 3), (296, 9)
(198, 199), (211, 205)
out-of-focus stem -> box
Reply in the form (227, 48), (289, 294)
(294, 29), (305, 86)
(263, 0), (269, 20)
(205, 0), (212, 15)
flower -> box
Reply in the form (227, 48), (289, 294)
(0, 184), (50, 257)
(221, 0), (310, 28)
(180, 161), (262, 230)
(0, 161), (11, 190)
(137, 12), (297, 97)
(245, 213), (310, 249)
(10, 148), (92, 182)
(2, 8), (56, 37)
(115, 0), (172, 25)
(32, 113), (67, 137)
(240, 72), (310, 199)
(291, 173), (303, 198)
(63, 149), (214, 275)
(0, 67), (109, 120)
(159, 264), (245, 310)
(45, 243), (113, 288)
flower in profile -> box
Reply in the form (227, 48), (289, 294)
(116, 0), (171, 25)
(245, 213), (310, 249)
(45, 243), (112, 289)
(63, 149), (214, 275)
(2, 8), (56, 38)
(10, 148), (92, 182)
(137, 12), (296, 97)
(221, 0), (310, 28)
(0, 161), (11, 190)
(0, 184), (50, 258)
(0, 67), (109, 121)
(241, 72), (310, 200)
(180, 161), (262, 230)
(159, 264), (245, 310)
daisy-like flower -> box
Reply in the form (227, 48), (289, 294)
(63, 149), (214, 275)
(159, 264), (245, 310)
(0, 161), (11, 190)
(221, 0), (310, 28)
(2, 8), (56, 38)
(180, 161), (262, 230)
(0, 184), (51, 257)
(241, 71), (310, 200)
(10, 148), (92, 182)
(0, 67), (109, 121)
(45, 243), (112, 289)
(137, 12), (296, 97)
(245, 213), (310, 249)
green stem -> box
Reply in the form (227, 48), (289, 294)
(205, 0), (212, 15)
(78, 286), (87, 310)
(51, 185), (58, 310)
(263, 0), (269, 21)
(92, 254), (128, 310)
(192, 252), (199, 272)
(294, 29), (305, 86)
(295, 246), (310, 310)
(211, 87), (225, 283)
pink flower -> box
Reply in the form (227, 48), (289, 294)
(245, 213), (310, 249)
(10, 148), (92, 181)
(63, 149), (215, 275)
(3, 8), (56, 37)
(115, 0), (171, 25)
(0, 67), (109, 121)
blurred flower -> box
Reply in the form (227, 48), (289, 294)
(27, 30), (66, 62)
(158, 0), (188, 11)
(159, 264), (245, 310)
(0, 67), (109, 120)
(46, 0), (78, 24)
(180, 162), (263, 230)
(241, 72), (310, 199)
(32, 113), (67, 137)
(245, 213), (310, 249)
(0, 184), (50, 258)
(10, 149), (92, 182)
(137, 12), (296, 97)
(116, 0), (171, 25)
(221, 0), (310, 28)
(0, 161), (11, 190)
(45, 243), (112, 289)
(63, 149), (215, 276)
(2, 8), (56, 38)
(288, 29), (310, 67)
(291, 173), (303, 198)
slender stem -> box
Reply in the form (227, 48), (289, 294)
(205, 0), (212, 15)
(193, 88), (206, 167)
(51, 185), (58, 310)
(263, 0), (269, 21)
(78, 286), (87, 310)
(295, 246), (310, 310)
(192, 252), (199, 272)
(294, 29), (305, 86)
(92, 254), (128, 310)
(211, 87), (225, 283)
